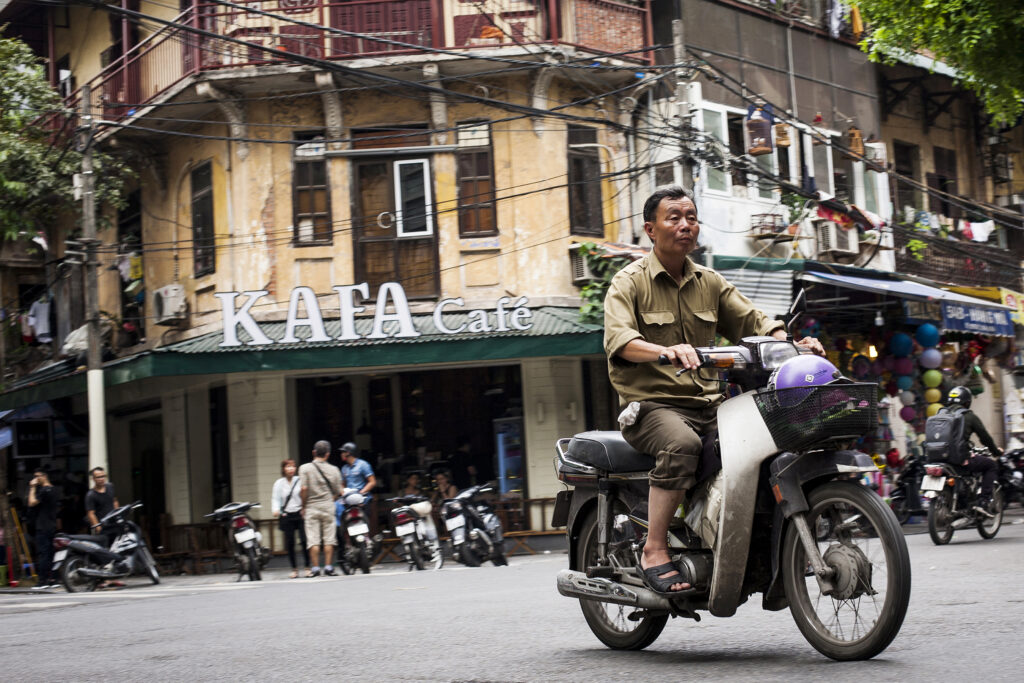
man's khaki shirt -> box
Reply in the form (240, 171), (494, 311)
(604, 252), (784, 408)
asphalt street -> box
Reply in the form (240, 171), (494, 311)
(2, 513), (1023, 682)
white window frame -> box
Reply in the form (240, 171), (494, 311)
(393, 158), (434, 237)
(699, 102), (781, 202)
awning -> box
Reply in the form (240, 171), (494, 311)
(800, 271), (1015, 336)
(948, 286), (1024, 325)
(0, 426), (12, 451)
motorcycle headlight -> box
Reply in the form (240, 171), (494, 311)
(759, 341), (799, 370)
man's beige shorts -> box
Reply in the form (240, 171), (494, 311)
(304, 506), (337, 547)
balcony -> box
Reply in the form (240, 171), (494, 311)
(895, 229), (1022, 290)
(66, 0), (651, 122)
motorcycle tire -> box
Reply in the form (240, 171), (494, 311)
(410, 540), (426, 571)
(576, 502), (668, 651)
(458, 543), (482, 568)
(246, 547), (261, 581)
(61, 554), (99, 593)
(977, 489), (1005, 539)
(356, 547), (371, 574)
(782, 481), (911, 661)
(140, 547), (160, 584)
(927, 490), (955, 545)
(889, 494), (911, 525)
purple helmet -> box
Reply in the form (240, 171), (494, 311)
(768, 355), (842, 406)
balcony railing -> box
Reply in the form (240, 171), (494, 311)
(895, 229), (1022, 290)
(61, 0), (651, 124)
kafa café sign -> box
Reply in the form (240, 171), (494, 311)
(216, 282), (534, 348)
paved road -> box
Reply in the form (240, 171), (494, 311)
(2, 514), (1022, 682)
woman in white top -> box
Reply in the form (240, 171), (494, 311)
(272, 459), (309, 578)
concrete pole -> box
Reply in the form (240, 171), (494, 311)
(80, 85), (107, 472)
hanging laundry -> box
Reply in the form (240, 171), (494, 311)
(117, 254), (132, 282)
(850, 5), (864, 39)
(966, 219), (995, 242)
(19, 313), (33, 343)
(816, 204), (856, 230)
(28, 298), (52, 343)
(129, 252), (143, 280)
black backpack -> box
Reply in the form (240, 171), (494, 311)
(924, 406), (969, 464)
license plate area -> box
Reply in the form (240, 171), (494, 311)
(53, 549), (67, 563)
(234, 528), (256, 543)
(347, 522), (369, 536)
(445, 516), (466, 530)
(395, 522), (415, 537)
(921, 474), (946, 492)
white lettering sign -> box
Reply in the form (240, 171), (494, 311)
(217, 283), (533, 348)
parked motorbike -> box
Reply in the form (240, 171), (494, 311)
(52, 501), (160, 592)
(339, 489), (382, 574)
(205, 502), (270, 581)
(387, 495), (443, 571)
(999, 448), (1024, 506)
(922, 446), (1005, 544)
(441, 483), (508, 567)
(888, 452), (927, 524)
(553, 336), (911, 661)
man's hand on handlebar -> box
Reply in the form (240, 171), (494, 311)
(772, 329), (825, 357)
(659, 343), (702, 371)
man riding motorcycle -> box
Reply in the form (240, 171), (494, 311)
(939, 386), (1001, 515)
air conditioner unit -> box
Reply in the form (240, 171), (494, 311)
(568, 245), (598, 286)
(153, 284), (188, 326)
(815, 219), (859, 255)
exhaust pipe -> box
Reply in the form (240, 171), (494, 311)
(556, 569), (672, 611)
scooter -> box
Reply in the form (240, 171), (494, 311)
(921, 447), (1005, 544)
(339, 489), (382, 574)
(888, 452), (927, 524)
(554, 336), (911, 661)
(441, 483), (507, 567)
(205, 502), (269, 581)
(52, 501), (160, 592)
(388, 495), (443, 571)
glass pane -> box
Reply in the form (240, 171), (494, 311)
(397, 161), (430, 235)
(813, 140), (832, 194)
(478, 203), (494, 232)
(313, 189), (327, 214)
(297, 190), (312, 215)
(398, 239), (437, 297)
(356, 163), (391, 238)
(310, 161), (326, 187)
(314, 216), (331, 241)
(702, 110), (724, 142)
(475, 150), (490, 176)
(865, 170), (880, 214)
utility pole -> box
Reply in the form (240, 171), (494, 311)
(80, 85), (107, 473)
(672, 19), (696, 190)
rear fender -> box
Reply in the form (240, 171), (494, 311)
(564, 487), (598, 571)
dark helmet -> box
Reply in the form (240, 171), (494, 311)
(946, 386), (972, 409)
(339, 441), (358, 456)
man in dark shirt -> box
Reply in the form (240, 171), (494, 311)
(28, 467), (59, 588)
(946, 386), (1001, 515)
(85, 467), (119, 533)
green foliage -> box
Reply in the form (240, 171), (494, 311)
(0, 31), (132, 242)
(906, 238), (928, 261)
(856, 1), (1024, 124)
(577, 242), (633, 324)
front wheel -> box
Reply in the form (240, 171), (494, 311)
(61, 554), (99, 593)
(782, 481), (911, 661)
(977, 489), (1005, 539)
(927, 490), (955, 545)
(457, 543), (481, 567)
(576, 502), (668, 651)
(246, 547), (261, 581)
(140, 548), (160, 584)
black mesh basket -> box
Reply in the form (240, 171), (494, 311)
(754, 383), (878, 452)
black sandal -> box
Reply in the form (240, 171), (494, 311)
(640, 561), (697, 596)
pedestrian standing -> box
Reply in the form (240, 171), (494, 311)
(272, 459), (309, 579)
(299, 440), (343, 577)
(28, 467), (59, 589)
(85, 466), (123, 588)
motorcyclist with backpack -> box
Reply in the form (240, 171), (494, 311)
(927, 386), (1001, 515)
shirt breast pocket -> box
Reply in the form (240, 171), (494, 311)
(691, 309), (718, 347)
(640, 310), (678, 347)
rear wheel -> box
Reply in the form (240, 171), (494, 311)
(889, 494), (911, 525)
(427, 541), (444, 571)
(576, 502), (668, 651)
(977, 488), (1005, 539)
(246, 547), (261, 581)
(409, 540), (425, 571)
(61, 554), (99, 593)
(356, 546), (371, 574)
(782, 481), (911, 661)
(927, 490), (955, 545)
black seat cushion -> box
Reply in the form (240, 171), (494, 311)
(567, 431), (654, 473)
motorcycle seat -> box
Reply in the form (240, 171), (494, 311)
(63, 534), (110, 545)
(567, 431), (654, 473)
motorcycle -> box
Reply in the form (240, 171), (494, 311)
(441, 483), (508, 567)
(205, 502), (270, 581)
(553, 336), (911, 661)
(52, 501), (160, 592)
(338, 489), (382, 574)
(888, 452), (927, 524)
(999, 448), (1024, 506)
(387, 495), (443, 571)
(921, 446), (1005, 544)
